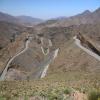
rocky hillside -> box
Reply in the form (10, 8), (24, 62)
(0, 21), (25, 48)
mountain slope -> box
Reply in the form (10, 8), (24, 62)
(0, 21), (25, 48)
(0, 12), (19, 24)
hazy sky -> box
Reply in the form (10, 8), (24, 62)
(0, 0), (100, 19)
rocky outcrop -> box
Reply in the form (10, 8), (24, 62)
(77, 33), (100, 56)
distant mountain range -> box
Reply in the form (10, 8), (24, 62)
(37, 7), (100, 27)
(0, 12), (44, 26)
(0, 7), (100, 27)
(16, 16), (43, 26)
(0, 12), (44, 48)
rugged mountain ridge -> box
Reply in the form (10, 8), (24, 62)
(37, 7), (100, 27)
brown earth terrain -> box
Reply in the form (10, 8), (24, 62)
(0, 7), (100, 99)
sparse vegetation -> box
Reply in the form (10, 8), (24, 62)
(0, 80), (99, 100)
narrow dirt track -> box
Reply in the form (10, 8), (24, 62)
(0, 37), (31, 81)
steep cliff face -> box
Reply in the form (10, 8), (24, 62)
(77, 33), (100, 56)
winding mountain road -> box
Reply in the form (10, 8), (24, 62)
(0, 37), (31, 81)
(40, 48), (59, 78)
(40, 38), (58, 78)
(41, 46), (49, 55)
(0, 35), (59, 80)
(74, 36), (100, 61)
(40, 38), (52, 55)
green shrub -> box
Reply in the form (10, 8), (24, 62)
(88, 91), (100, 100)
(63, 88), (71, 94)
(0, 96), (6, 100)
